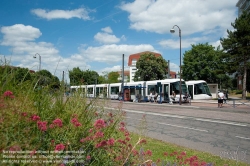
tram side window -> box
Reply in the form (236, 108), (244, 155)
(148, 85), (157, 95)
(88, 87), (93, 94)
(194, 84), (205, 94)
(111, 86), (119, 95)
(130, 88), (135, 95)
(170, 83), (179, 94)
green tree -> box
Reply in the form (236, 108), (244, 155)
(220, 11), (250, 99)
(134, 53), (168, 81)
(69, 67), (84, 85)
(182, 43), (227, 84)
(82, 70), (99, 85)
(108, 71), (119, 83)
(34, 69), (60, 88)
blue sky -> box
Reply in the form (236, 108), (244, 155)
(0, 0), (238, 82)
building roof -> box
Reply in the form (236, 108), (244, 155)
(128, 51), (162, 66)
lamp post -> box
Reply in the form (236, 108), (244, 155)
(33, 53), (41, 71)
(170, 25), (182, 105)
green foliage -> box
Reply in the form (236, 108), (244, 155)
(69, 68), (99, 85)
(182, 43), (226, 83)
(220, 11), (250, 98)
(134, 53), (168, 81)
(108, 71), (119, 83)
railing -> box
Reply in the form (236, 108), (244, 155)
(224, 99), (250, 108)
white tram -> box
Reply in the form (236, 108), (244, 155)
(185, 80), (212, 100)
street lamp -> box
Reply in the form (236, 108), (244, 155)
(33, 53), (41, 71)
(170, 25), (182, 105)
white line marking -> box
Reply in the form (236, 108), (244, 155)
(104, 107), (248, 127)
(158, 122), (209, 132)
(195, 118), (247, 127)
(235, 136), (250, 140)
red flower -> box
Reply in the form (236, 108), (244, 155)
(145, 150), (152, 156)
(3, 90), (15, 98)
(70, 117), (82, 127)
(139, 139), (147, 144)
(120, 122), (125, 127)
(37, 121), (47, 131)
(132, 149), (139, 156)
(163, 152), (168, 156)
(30, 150), (36, 156)
(86, 155), (91, 160)
(94, 131), (104, 138)
(53, 118), (63, 127)
(21, 112), (27, 117)
(94, 119), (106, 129)
(55, 143), (65, 151)
(31, 115), (40, 121)
(9, 145), (21, 151)
(107, 138), (115, 146)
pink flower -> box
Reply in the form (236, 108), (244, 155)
(120, 122), (125, 127)
(95, 140), (107, 148)
(70, 118), (82, 127)
(145, 150), (152, 156)
(89, 128), (93, 133)
(53, 118), (63, 127)
(55, 143), (65, 151)
(107, 138), (115, 146)
(9, 145), (21, 151)
(94, 131), (104, 138)
(30, 150), (36, 156)
(49, 124), (54, 128)
(3, 90), (15, 98)
(86, 155), (91, 160)
(21, 112), (27, 117)
(37, 121), (47, 131)
(31, 115), (40, 121)
(94, 119), (106, 129)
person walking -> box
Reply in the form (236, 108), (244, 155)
(218, 91), (225, 108)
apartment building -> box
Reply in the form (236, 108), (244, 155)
(236, 0), (250, 16)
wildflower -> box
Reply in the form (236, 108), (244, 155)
(125, 137), (130, 141)
(132, 149), (139, 156)
(95, 141), (107, 148)
(53, 118), (63, 127)
(55, 143), (65, 151)
(30, 150), (36, 156)
(3, 90), (15, 98)
(120, 122), (125, 127)
(94, 119), (106, 129)
(37, 121), (47, 132)
(49, 124), (54, 129)
(31, 115), (40, 121)
(94, 131), (104, 138)
(9, 145), (21, 151)
(107, 138), (115, 146)
(180, 151), (186, 156)
(119, 127), (125, 132)
(71, 117), (82, 127)
(145, 150), (152, 156)
(89, 128), (93, 133)
(139, 139), (147, 144)
(163, 152), (168, 156)
(108, 112), (113, 117)
(86, 155), (91, 160)
(21, 112), (27, 117)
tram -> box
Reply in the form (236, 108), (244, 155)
(185, 80), (212, 100)
(70, 79), (190, 102)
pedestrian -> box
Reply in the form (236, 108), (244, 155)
(218, 91), (224, 108)
(149, 91), (153, 102)
(224, 90), (228, 103)
(154, 92), (158, 103)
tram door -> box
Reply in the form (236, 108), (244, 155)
(163, 84), (169, 102)
(188, 85), (193, 99)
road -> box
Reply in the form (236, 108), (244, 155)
(105, 100), (250, 164)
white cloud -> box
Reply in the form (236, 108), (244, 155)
(101, 26), (113, 33)
(0, 24), (90, 81)
(31, 8), (93, 20)
(94, 32), (120, 44)
(120, 0), (237, 36)
(78, 44), (157, 64)
(94, 27), (125, 44)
